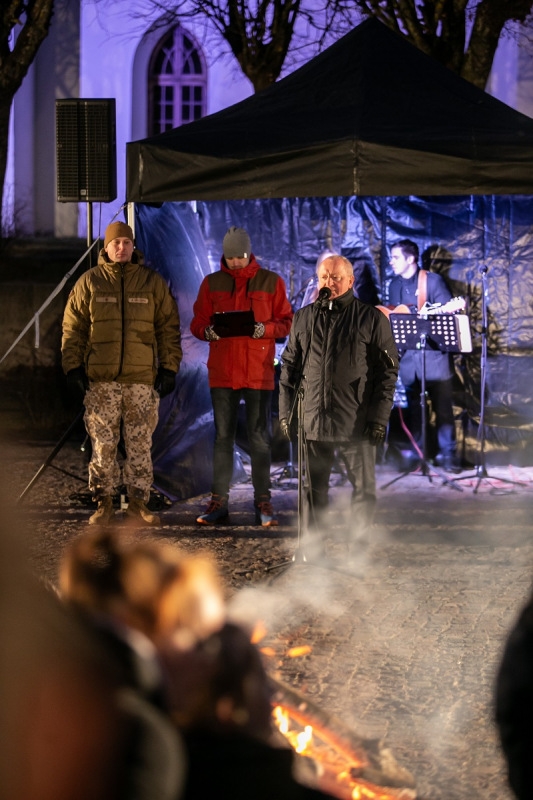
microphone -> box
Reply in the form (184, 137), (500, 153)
(315, 287), (332, 307)
(479, 265), (488, 275)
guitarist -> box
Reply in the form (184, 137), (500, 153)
(388, 239), (461, 473)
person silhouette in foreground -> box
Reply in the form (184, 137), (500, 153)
(60, 528), (232, 799)
(495, 585), (533, 800)
(0, 500), (186, 800)
(163, 620), (340, 800)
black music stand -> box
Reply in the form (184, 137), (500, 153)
(449, 267), (524, 494)
(381, 313), (468, 491)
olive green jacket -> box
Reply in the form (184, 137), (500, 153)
(62, 249), (182, 384)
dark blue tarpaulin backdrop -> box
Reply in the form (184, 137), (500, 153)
(135, 196), (533, 500)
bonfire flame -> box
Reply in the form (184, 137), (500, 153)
(250, 625), (416, 798)
(253, 620), (313, 660)
(271, 682), (417, 800)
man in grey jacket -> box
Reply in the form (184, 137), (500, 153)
(62, 221), (182, 526)
(278, 254), (398, 554)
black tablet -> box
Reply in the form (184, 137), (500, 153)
(211, 310), (256, 337)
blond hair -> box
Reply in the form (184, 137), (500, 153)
(59, 529), (225, 646)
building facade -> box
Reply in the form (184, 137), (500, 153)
(4, 0), (532, 239)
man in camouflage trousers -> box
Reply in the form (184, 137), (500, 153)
(62, 221), (182, 526)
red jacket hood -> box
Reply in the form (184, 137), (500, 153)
(220, 255), (261, 281)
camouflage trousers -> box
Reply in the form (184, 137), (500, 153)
(84, 382), (159, 502)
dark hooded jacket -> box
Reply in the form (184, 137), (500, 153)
(279, 290), (398, 441)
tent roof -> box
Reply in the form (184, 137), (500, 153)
(126, 18), (533, 200)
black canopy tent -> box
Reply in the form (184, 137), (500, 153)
(125, 21), (533, 499)
(127, 18), (533, 201)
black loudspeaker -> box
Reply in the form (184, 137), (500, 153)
(56, 99), (117, 202)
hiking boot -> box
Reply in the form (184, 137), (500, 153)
(89, 496), (115, 526)
(196, 494), (229, 525)
(125, 496), (160, 526)
(254, 496), (278, 527)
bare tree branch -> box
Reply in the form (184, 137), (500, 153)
(4, 0), (533, 237)
(331, 0), (533, 87)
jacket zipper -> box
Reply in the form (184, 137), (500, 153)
(116, 264), (125, 379)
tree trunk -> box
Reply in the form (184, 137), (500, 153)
(0, 0), (55, 238)
(462, 0), (533, 89)
(0, 96), (12, 238)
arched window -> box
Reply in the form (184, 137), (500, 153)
(149, 26), (207, 134)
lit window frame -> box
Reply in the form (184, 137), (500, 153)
(148, 25), (207, 134)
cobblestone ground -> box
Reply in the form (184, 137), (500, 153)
(3, 435), (533, 800)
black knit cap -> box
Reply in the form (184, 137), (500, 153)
(223, 227), (251, 259)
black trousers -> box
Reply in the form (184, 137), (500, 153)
(210, 387), (272, 500)
(403, 375), (456, 459)
(306, 438), (377, 537)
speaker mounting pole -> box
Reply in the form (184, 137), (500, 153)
(56, 98), (117, 267)
(86, 202), (94, 268)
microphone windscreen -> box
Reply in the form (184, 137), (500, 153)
(316, 287), (332, 303)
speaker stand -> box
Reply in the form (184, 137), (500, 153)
(86, 202), (94, 268)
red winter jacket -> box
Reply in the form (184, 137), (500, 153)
(190, 257), (293, 390)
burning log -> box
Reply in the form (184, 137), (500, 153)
(270, 677), (417, 800)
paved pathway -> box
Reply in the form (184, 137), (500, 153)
(5, 439), (533, 800)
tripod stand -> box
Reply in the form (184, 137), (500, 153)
(450, 267), (523, 494)
(17, 410), (87, 503)
(381, 313), (467, 492)
(271, 437), (298, 488)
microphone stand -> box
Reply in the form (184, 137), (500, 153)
(265, 306), (317, 575)
(450, 266), (523, 494)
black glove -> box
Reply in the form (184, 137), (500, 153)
(155, 368), (176, 398)
(279, 418), (291, 440)
(66, 366), (89, 401)
(364, 422), (387, 446)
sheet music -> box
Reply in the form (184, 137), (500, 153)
(389, 312), (472, 353)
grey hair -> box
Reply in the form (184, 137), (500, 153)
(316, 254), (354, 277)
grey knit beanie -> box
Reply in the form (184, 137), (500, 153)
(223, 227), (251, 259)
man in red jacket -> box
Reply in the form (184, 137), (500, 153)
(190, 227), (293, 526)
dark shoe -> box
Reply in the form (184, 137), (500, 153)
(254, 496), (278, 527)
(197, 494), (229, 525)
(125, 496), (160, 526)
(89, 496), (115, 526)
